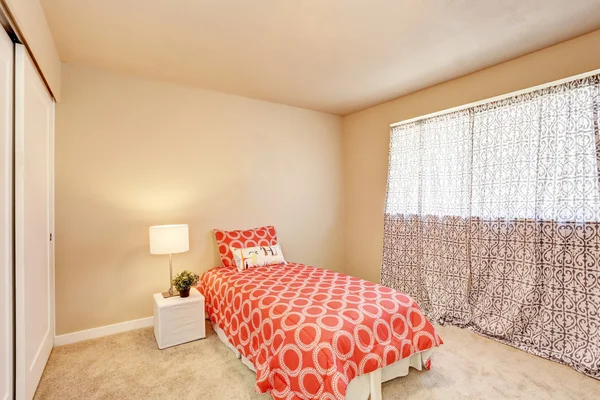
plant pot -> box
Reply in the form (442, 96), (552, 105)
(179, 288), (190, 298)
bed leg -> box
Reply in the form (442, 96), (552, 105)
(369, 369), (382, 400)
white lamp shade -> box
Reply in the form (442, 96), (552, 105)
(149, 224), (189, 254)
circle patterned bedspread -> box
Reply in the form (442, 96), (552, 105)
(198, 262), (442, 400)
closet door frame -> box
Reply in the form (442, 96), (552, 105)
(0, 26), (14, 400)
(14, 43), (55, 400)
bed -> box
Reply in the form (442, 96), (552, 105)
(198, 262), (442, 400)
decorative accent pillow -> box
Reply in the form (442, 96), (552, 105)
(231, 244), (286, 272)
(213, 226), (278, 267)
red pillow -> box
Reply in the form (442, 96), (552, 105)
(213, 226), (278, 267)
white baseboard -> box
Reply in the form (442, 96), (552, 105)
(54, 316), (154, 346)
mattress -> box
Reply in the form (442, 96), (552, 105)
(198, 263), (442, 400)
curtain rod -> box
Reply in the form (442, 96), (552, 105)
(390, 67), (600, 128)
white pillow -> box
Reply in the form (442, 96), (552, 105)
(231, 244), (286, 272)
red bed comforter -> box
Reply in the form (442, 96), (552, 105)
(198, 263), (442, 400)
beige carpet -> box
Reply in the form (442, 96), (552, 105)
(35, 323), (600, 399)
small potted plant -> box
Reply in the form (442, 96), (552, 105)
(172, 270), (199, 298)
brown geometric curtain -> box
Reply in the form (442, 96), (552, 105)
(381, 75), (600, 379)
(381, 110), (473, 326)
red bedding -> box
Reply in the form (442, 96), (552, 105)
(198, 263), (442, 400)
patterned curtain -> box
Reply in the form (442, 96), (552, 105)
(381, 111), (473, 326)
(381, 75), (600, 378)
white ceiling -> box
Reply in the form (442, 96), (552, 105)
(41, 0), (600, 115)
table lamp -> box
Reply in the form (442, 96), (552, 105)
(149, 224), (189, 298)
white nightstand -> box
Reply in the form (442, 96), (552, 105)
(153, 287), (206, 349)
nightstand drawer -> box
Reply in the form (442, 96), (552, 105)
(153, 288), (206, 349)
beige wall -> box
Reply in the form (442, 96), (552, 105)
(55, 64), (344, 335)
(342, 29), (600, 284)
(4, 0), (61, 99)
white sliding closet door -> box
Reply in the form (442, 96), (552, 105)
(14, 44), (55, 400)
(0, 29), (14, 400)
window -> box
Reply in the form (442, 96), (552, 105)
(386, 76), (600, 222)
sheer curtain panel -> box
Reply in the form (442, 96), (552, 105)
(381, 111), (473, 326)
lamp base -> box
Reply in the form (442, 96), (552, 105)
(162, 290), (179, 298)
